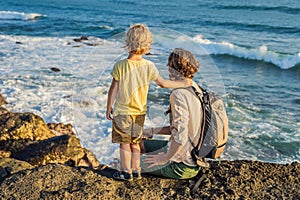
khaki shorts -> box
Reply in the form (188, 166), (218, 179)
(112, 114), (145, 144)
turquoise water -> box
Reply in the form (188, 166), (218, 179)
(0, 0), (299, 164)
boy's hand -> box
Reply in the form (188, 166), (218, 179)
(106, 107), (113, 120)
(182, 78), (192, 87)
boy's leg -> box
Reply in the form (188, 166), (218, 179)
(131, 143), (140, 171)
(120, 143), (132, 173)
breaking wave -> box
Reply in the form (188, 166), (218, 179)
(0, 11), (46, 20)
(193, 35), (300, 69)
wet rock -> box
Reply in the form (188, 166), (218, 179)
(14, 135), (99, 168)
(80, 35), (88, 40)
(73, 38), (81, 42)
(86, 43), (99, 46)
(50, 67), (61, 72)
(73, 35), (88, 42)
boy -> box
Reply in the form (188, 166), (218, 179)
(106, 24), (191, 181)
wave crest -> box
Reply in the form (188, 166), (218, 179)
(0, 11), (46, 20)
(193, 35), (300, 69)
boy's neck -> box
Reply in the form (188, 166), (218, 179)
(127, 53), (143, 61)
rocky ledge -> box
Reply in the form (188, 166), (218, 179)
(0, 94), (299, 199)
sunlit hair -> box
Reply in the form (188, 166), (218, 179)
(125, 24), (152, 55)
(168, 48), (199, 79)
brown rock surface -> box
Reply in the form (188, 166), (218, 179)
(47, 122), (75, 136)
(0, 160), (299, 199)
(13, 135), (99, 168)
(0, 94), (98, 170)
(0, 158), (33, 179)
(0, 94), (8, 106)
(0, 112), (56, 154)
(0, 112), (55, 141)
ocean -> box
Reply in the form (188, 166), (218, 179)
(0, 0), (299, 165)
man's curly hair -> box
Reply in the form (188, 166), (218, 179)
(168, 48), (199, 79)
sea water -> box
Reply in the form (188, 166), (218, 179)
(0, 0), (299, 165)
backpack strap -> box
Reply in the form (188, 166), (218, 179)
(165, 86), (209, 153)
(191, 86), (208, 151)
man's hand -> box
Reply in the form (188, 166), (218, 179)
(143, 152), (168, 168)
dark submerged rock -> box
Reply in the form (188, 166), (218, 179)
(50, 67), (61, 72)
(73, 35), (88, 42)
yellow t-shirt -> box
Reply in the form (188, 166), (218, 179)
(111, 58), (159, 115)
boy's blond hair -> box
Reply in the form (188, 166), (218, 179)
(168, 48), (199, 79)
(125, 24), (152, 55)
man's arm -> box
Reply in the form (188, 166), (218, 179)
(142, 126), (171, 139)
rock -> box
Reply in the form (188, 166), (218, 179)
(0, 158), (33, 178)
(80, 35), (88, 40)
(0, 161), (299, 199)
(50, 67), (61, 72)
(0, 112), (55, 141)
(47, 122), (75, 136)
(0, 94), (8, 106)
(0, 150), (11, 158)
(0, 164), (117, 200)
(14, 135), (99, 168)
(0, 112), (55, 153)
(73, 35), (88, 42)
(0, 107), (9, 115)
(73, 38), (81, 42)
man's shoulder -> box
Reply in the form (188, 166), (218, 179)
(172, 87), (195, 98)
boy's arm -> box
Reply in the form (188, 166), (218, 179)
(154, 75), (192, 88)
(106, 78), (119, 120)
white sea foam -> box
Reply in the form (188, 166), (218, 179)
(0, 11), (46, 20)
(193, 34), (300, 69)
(0, 34), (123, 165)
